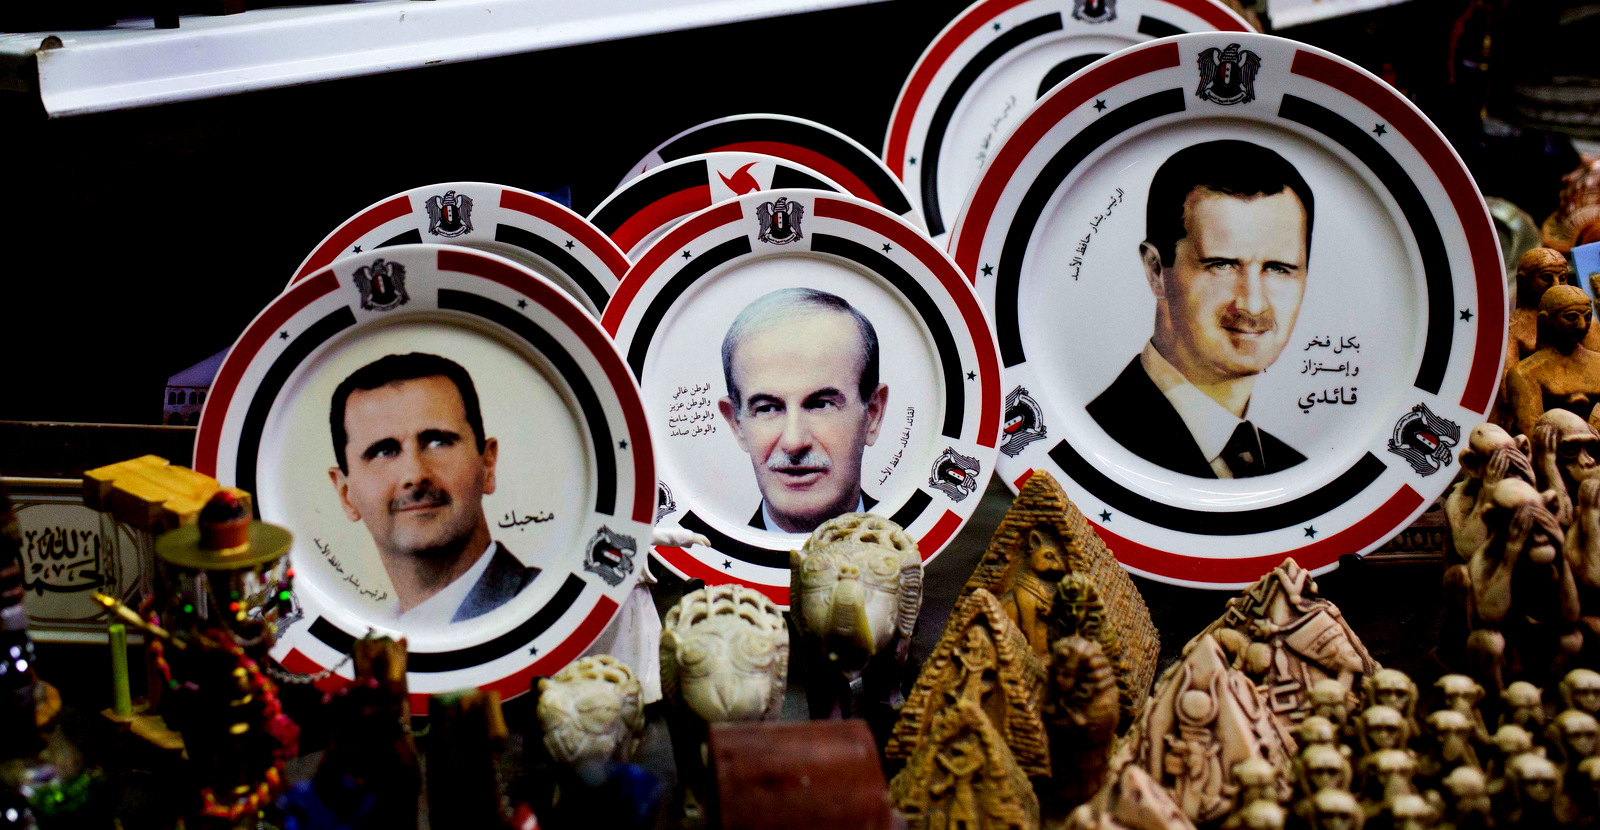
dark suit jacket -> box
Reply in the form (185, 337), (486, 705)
(1086, 357), (1305, 479)
(452, 542), (540, 623)
(749, 492), (878, 530)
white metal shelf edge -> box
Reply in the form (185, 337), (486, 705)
(0, 0), (886, 118)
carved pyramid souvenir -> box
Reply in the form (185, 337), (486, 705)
(886, 588), (1049, 777)
(963, 471), (1158, 724)
(889, 698), (1041, 830)
(1059, 764), (1197, 830)
(1190, 558), (1378, 730)
(1120, 633), (1297, 826)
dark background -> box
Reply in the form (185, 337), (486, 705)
(0, 0), (1569, 426)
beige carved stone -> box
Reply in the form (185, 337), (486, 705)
(1192, 559), (1377, 731)
(1355, 749), (1417, 810)
(1502, 752), (1562, 828)
(1501, 682), (1547, 731)
(1040, 636), (1120, 817)
(887, 589), (1049, 777)
(1508, 284), (1600, 436)
(1355, 706), (1410, 756)
(1060, 764), (1196, 830)
(1118, 633), (1296, 825)
(1363, 671), (1419, 731)
(963, 471), (1158, 725)
(1292, 744), (1353, 827)
(536, 655), (643, 767)
(1438, 766), (1491, 830)
(660, 584), (788, 724)
(1221, 801), (1287, 830)
(1294, 717), (1343, 758)
(1563, 668), (1600, 717)
(888, 698), (1040, 830)
(1376, 794), (1436, 830)
(1489, 725), (1536, 781)
(1417, 710), (1480, 784)
(1509, 248), (1575, 366)
(1446, 424), (1535, 565)
(1433, 674), (1491, 746)
(1307, 789), (1363, 830)
(1552, 709), (1600, 774)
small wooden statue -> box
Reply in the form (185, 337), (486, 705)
(537, 655), (644, 768)
(1507, 284), (1600, 436)
(1040, 636), (1119, 818)
(888, 699), (1041, 830)
(790, 513), (922, 735)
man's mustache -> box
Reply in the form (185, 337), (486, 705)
(390, 481), (451, 512)
(767, 448), (832, 472)
(1219, 307), (1276, 334)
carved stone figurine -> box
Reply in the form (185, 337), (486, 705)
(1355, 706), (1411, 755)
(1434, 674), (1492, 747)
(1501, 682), (1547, 732)
(1416, 710), (1481, 789)
(1221, 800), (1286, 830)
(1062, 764), (1196, 830)
(1356, 749), (1418, 812)
(1552, 709), (1600, 793)
(1501, 753), (1562, 829)
(1446, 424), (1536, 566)
(1565, 669), (1600, 717)
(1307, 789), (1363, 830)
(790, 513), (922, 731)
(1507, 284), (1600, 436)
(1193, 559), (1376, 731)
(1040, 636), (1119, 817)
(1230, 759), (1283, 808)
(888, 698), (1040, 830)
(1438, 766), (1492, 830)
(1363, 670), (1420, 738)
(1293, 745), (1354, 828)
(1376, 794), (1437, 830)
(1508, 248), (1575, 367)
(1532, 410), (1600, 519)
(1296, 717), (1345, 759)
(536, 655), (644, 768)
(1121, 633), (1295, 825)
(1489, 725), (1536, 781)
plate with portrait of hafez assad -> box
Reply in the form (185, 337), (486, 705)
(195, 244), (656, 704)
(603, 189), (1003, 607)
(948, 33), (1506, 589)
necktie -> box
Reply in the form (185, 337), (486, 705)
(1222, 422), (1266, 477)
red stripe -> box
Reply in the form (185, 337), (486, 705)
(499, 189), (630, 280)
(603, 201), (746, 335)
(194, 269), (342, 475)
(437, 249), (656, 525)
(1288, 50), (1503, 414)
(816, 197), (1002, 447)
(1093, 485), (1424, 584)
(884, 0), (1246, 177)
(280, 648), (351, 696)
(952, 42), (1181, 278)
(710, 141), (882, 208)
(1012, 469), (1035, 490)
(654, 545), (790, 606)
(295, 194), (412, 281)
(610, 185), (713, 253)
(917, 509), (965, 560)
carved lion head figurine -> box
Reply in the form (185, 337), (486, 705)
(661, 584), (788, 723)
(791, 513), (922, 669)
(536, 655), (644, 767)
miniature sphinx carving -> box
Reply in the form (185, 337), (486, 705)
(961, 471), (1158, 726)
(1191, 559), (1377, 730)
(886, 589), (1049, 777)
(1119, 633), (1296, 825)
(1040, 635), (1120, 816)
(1507, 284), (1600, 436)
(790, 513), (922, 730)
(536, 655), (644, 768)
(888, 698), (1041, 830)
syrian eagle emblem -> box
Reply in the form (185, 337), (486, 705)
(352, 258), (409, 311)
(1196, 43), (1261, 106)
(1386, 403), (1461, 476)
(1000, 386), (1048, 458)
(929, 447), (982, 502)
(755, 197), (805, 245)
(1072, 0), (1115, 23)
(424, 190), (474, 238)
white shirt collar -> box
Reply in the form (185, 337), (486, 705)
(1140, 341), (1249, 471)
(397, 540), (497, 627)
(762, 494), (866, 536)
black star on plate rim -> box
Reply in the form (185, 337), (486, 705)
(1459, 308), (1473, 322)
(1098, 510), (1111, 522)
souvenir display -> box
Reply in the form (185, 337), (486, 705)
(883, 0), (1251, 241)
(194, 244), (655, 704)
(888, 698), (1041, 830)
(536, 654), (645, 767)
(289, 183), (629, 316)
(603, 189), (1001, 605)
(1507, 286), (1600, 436)
(619, 114), (925, 230)
(948, 32), (1506, 589)
(790, 513), (922, 736)
(588, 152), (845, 260)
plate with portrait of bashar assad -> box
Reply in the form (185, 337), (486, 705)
(602, 189), (1002, 607)
(948, 33), (1506, 589)
(884, 0), (1251, 242)
(195, 244), (655, 702)
(288, 182), (629, 317)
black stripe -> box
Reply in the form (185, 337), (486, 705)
(626, 236), (753, 379)
(1277, 94), (1453, 394)
(495, 224), (611, 312)
(678, 511), (789, 569)
(438, 289), (616, 516)
(920, 13), (1065, 238)
(810, 233), (966, 438)
(1136, 15), (1185, 37)
(307, 573), (588, 672)
(997, 88), (1186, 367)
(658, 118), (914, 216)
(591, 159), (711, 235)
(236, 306), (357, 506)
(378, 229), (423, 248)
(771, 164), (840, 192)
(888, 488), (933, 529)
(1049, 440), (1387, 534)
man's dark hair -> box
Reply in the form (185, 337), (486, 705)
(329, 352), (486, 474)
(1144, 140), (1315, 268)
(721, 288), (879, 409)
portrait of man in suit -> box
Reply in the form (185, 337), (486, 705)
(717, 288), (890, 533)
(1087, 139), (1314, 479)
(328, 352), (537, 624)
